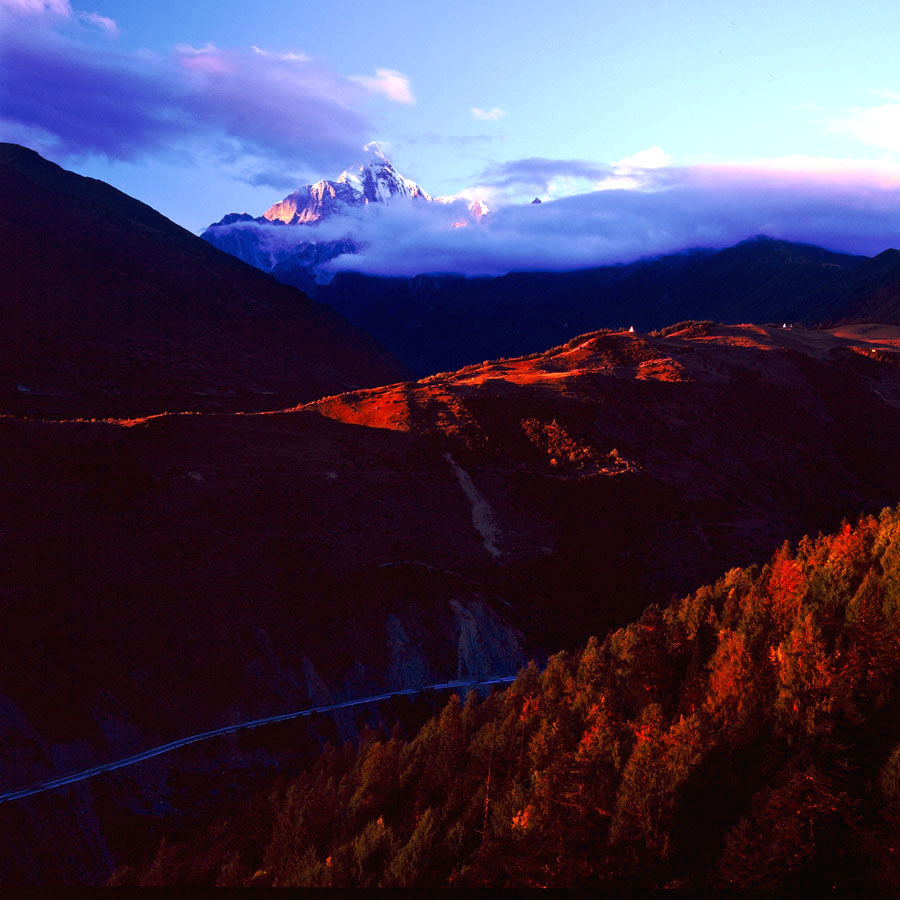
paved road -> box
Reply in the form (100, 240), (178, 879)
(0, 676), (517, 805)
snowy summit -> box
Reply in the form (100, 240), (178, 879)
(260, 142), (432, 225)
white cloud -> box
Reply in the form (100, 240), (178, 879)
(471, 106), (505, 121)
(832, 103), (900, 153)
(451, 184), (502, 207)
(77, 10), (117, 33)
(350, 68), (415, 104)
(613, 145), (670, 171)
(593, 146), (670, 192)
(250, 45), (309, 62)
(595, 174), (641, 191)
(174, 41), (218, 55)
(545, 174), (578, 197)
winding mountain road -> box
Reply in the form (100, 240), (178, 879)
(0, 676), (516, 805)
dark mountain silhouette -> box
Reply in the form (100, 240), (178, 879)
(7, 322), (900, 881)
(0, 143), (405, 418)
(794, 248), (900, 325)
(291, 236), (866, 375)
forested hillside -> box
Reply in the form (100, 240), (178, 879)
(115, 507), (900, 890)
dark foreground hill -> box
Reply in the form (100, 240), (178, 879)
(113, 506), (900, 891)
(0, 144), (405, 418)
(6, 322), (900, 881)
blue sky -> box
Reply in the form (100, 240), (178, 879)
(3, 0), (900, 268)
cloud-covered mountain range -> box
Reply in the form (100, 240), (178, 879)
(205, 150), (900, 278)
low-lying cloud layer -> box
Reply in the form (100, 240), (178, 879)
(6, 0), (900, 277)
(480, 156), (615, 194)
(226, 159), (900, 277)
(0, 0), (412, 179)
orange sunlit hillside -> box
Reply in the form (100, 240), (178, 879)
(116, 506), (900, 889)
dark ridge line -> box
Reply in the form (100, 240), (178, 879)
(0, 676), (517, 805)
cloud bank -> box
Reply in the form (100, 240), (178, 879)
(480, 156), (614, 194)
(0, 2), (413, 175)
(225, 158), (900, 277)
(832, 103), (900, 154)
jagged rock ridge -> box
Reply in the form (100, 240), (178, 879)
(261, 142), (433, 226)
(202, 143), (483, 280)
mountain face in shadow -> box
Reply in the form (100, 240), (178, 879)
(794, 248), (900, 325)
(7, 322), (900, 881)
(0, 143), (406, 418)
(291, 236), (867, 375)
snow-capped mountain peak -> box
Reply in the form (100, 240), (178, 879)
(362, 140), (388, 161)
(258, 145), (432, 225)
(263, 179), (361, 225)
(336, 144), (432, 206)
(203, 146), (478, 277)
